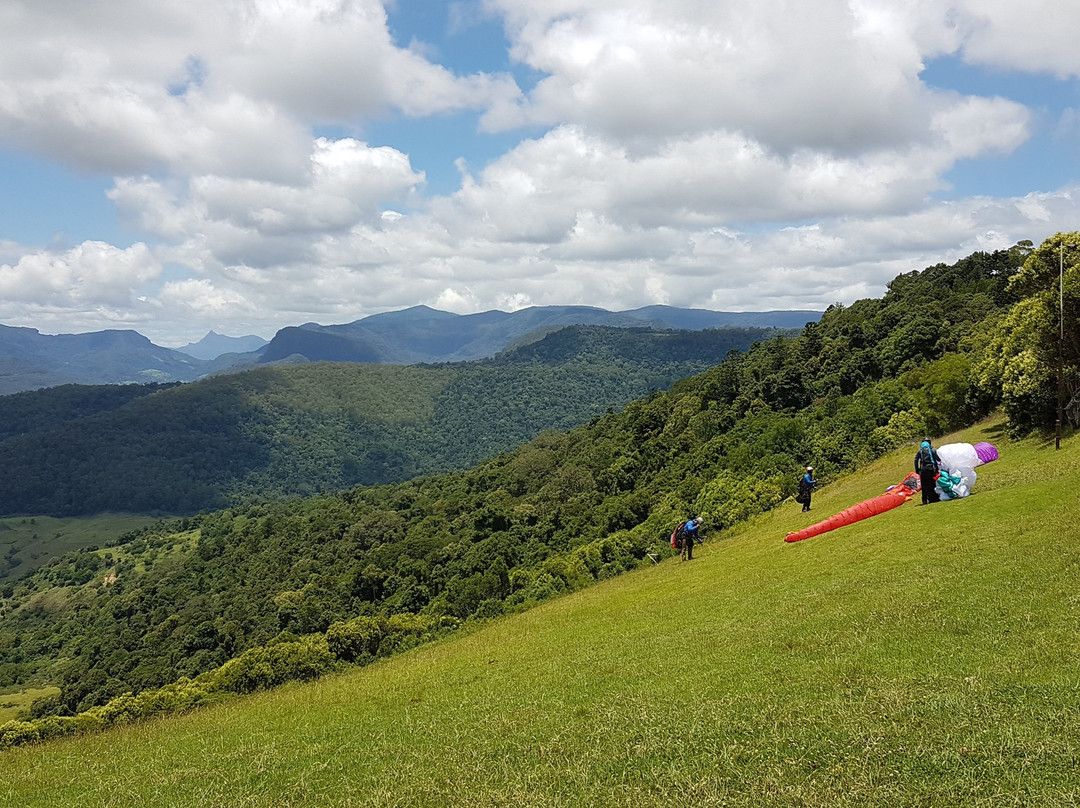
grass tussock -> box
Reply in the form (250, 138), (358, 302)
(3, 419), (1079, 807)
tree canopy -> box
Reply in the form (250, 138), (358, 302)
(972, 234), (1080, 435)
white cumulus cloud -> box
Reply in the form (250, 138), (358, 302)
(0, 242), (159, 307)
(0, 0), (514, 179)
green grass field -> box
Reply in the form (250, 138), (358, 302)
(2, 420), (1078, 807)
(0, 513), (161, 585)
(0, 688), (59, 725)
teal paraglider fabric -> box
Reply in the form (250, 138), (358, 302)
(935, 469), (965, 500)
(784, 443), (1000, 543)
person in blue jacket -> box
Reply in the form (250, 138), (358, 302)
(680, 517), (704, 561)
(798, 466), (817, 512)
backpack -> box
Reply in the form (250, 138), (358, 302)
(796, 477), (810, 503)
(670, 524), (685, 549)
(917, 446), (938, 474)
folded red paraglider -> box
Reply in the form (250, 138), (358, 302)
(784, 473), (919, 542)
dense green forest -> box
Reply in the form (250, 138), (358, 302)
(0, 325), (780, 516)
(1, 235), (1077, 732)
(0, 383), (177, 442)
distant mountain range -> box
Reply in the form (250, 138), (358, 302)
(262, 305), (820, 365)
(175, 331), (269, 360)
(0, 305), (821, 395)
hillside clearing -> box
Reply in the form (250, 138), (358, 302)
(0, 513), (160, 585)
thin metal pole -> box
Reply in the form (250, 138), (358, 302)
(1057, 242), (1064, 449)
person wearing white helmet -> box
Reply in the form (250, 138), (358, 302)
(680, 517), (705, 561)
(797, 466), (817, 512)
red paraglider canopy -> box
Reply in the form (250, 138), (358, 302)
(784, 472), (921, 543)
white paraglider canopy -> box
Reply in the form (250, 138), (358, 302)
(933, 442), (998, 500)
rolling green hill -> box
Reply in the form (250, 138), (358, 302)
(0, 325), (777, 517)
(3, 235), (1078, 805)
(2, 422), (1077, 807)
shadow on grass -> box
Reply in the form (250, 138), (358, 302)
(976, 421), (1009, 442)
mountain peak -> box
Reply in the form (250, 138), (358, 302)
(176, 331), (268, 361)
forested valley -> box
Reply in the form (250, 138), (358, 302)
(0, 324), (781, 516)
(1, 234), (1078, 745)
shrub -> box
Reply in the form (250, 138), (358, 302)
(693, 470), (787, 529)
(868, 409), (928, 455)
(325, 616), (389, 662)
(33, 715), (77, 742)
(212, 638), (334, 694)
(132, 678), (214, 717)
(505, 569), (563, 608)
(380, 614), (460, 655)
(72, 711), (107, 735)
(473, 599), (504, 619)
(97, 694), (140, 724)
(0, 720), (39, 748)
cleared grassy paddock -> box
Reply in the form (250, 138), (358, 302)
(0, 687), (59, 725)
(0, 513), (160, 585)
(2, 420), (1078, 807)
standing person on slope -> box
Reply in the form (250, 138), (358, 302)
(680, 517), (705, 561)
(797, 466), (817, 512)
(914, 439), (942, 504)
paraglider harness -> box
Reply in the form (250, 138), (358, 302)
(795, 477), (812, 505)
(916, 444), (941, 504)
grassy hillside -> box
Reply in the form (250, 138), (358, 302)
(0, 250), (1026, 712)
(3, 421), (1077, 806)
(0, 687), (58, 725)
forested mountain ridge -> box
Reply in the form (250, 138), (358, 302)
(0, 383), (177, 443)
(4, 241), (1063, 721)
(0, 326), (206, 395)
(0, 325), (780, 517)
(256, 304), (820, 365)
(0, 305), (818, 395)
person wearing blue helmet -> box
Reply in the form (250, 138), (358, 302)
(914, 439), (942, 504)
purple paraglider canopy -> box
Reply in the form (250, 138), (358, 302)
(973, 442), (999, 465)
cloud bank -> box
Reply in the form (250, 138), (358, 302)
(1, 0), (1078, 343)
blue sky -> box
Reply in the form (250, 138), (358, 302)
(921, 56), (1080, 198)
(1, 0), (1078, 346)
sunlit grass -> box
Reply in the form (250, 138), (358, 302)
(0, 513), (159, 584)
(3, 420), (1079, 807)
(0, 687), (58, 724)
